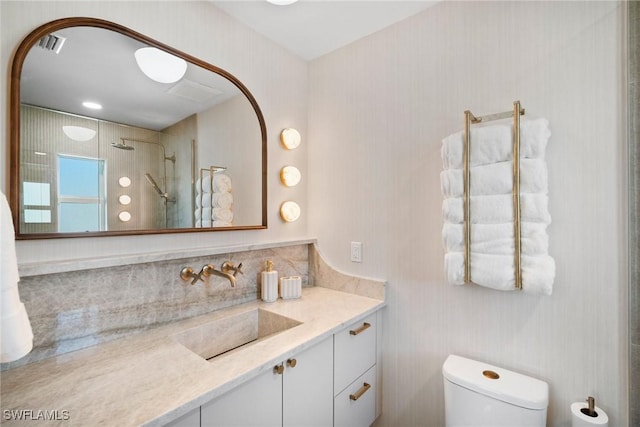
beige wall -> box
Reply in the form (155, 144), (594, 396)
(1, 1), (309, 263)
(308, 1), (627, 425)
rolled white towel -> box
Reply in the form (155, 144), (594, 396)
(212, 192), (233, 209)
(440, 159), (548, 198)
(212, 174), (232, 193)
(442, 193), (551, 225)
(212, 220), (232, 227)
(195, 219), (212, 228)
(445, 252), (555, 295)
(212, 207), (233, 223)
(194, 207), (212, 221)
(195, 193), (212, 208)
(441, 118), (550, 169)
(442, 222), (549, 256)
(196, 174), (232, 193)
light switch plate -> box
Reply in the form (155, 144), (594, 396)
(350, 241), (362, 263)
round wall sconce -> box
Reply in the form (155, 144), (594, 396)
(280, 128), (301, 150)
(118, 176), (132, 188)
(118, 195), (132, 205)
(280, 166), (301, 187)
(280, 201), (301, 222)
(118, 211), (132, 222)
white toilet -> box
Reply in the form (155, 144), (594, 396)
(442, 354), (549, 426)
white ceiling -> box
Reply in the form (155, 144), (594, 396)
(209, 0), (439, 61)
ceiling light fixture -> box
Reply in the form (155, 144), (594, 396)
(134, 47), (187, 84)
(82, 101), (102, 110)
(62, 125), (96, 142)
(266, 0), (299, 4)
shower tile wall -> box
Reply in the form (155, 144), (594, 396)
(0, 244), (309, 371)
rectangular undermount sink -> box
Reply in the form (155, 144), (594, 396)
(172, 309), (302, 361)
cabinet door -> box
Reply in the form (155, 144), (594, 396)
(201, 367), (282, 427)
(283, 337), (333, 427)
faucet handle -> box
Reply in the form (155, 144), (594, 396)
(221, 261), (243, 277)
(201, 264), (216, 278)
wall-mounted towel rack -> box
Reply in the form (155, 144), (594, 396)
(463, 101), (525, 289)
(196, 165), (227, 227)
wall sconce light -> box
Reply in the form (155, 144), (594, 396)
(118, 211), (132, 222)
(280, 166), (301, 187)
(280, 128), (301, 150)
(280, 201), (301, 222)
(118, 177), (131, 188)
(118, 195), (132, 205)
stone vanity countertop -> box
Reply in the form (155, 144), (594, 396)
(0, 287), (385, 426)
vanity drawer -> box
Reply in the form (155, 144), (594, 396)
(334, 365), (377, 427)
(334, 313), (376, 395)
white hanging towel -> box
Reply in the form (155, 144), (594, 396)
(442, 193), (551, 225)
(441, 118), (550, 169)
(212, 192), (233, 209)
(440, 159), (548, 198)
(196, 173), (232, 193)
(212, 208), (233, 223)
(0, 190), (34, 363)
(444, 252), (555, 295)
(442, 222), (549, 256)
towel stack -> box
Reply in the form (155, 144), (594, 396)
(440, 118), (555, 295)
(195, 173), (233, 227)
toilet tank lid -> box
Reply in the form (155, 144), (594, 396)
(442, 355), (549, 410)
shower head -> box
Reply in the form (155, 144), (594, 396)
(144, 173), (167, 198)
(111, 140), (135, 151)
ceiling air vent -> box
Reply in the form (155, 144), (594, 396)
(36, 34), (66, 54)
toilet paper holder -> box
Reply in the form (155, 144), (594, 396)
(582, 396), (597, 417)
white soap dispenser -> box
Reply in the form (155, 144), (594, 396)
(261, 260), (278, 302)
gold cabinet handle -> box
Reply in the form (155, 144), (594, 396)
(273, 364), (284, 375)
(287, 358), (297, 368)
(349, 322), (371, 336)
(349, 383), (371, 401)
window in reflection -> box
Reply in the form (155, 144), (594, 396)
(57, 155), (106, 232)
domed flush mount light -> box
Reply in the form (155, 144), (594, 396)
(280, 128), (301, 150)
(62, 125), (96, 142)
(135, 47), (187, 84)
(280, 201), (301, 222)
(280, 166), (301, 187)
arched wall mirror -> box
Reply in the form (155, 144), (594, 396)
(9, 17), (267, 239)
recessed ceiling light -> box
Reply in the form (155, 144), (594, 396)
(82, 101), (102, 110)
(134, 47), (187, 84)
(34, 151), (47, 156)
(266, 0), (299, 4)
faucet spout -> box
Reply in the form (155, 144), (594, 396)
(203, 265), (236, 287)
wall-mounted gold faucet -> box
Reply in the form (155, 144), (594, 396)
(180, 261), (241, 287)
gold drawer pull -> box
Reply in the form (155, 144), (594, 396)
(349, 382), (371, 401)
(349, 322), (371, 336)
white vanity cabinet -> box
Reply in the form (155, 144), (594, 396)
(333, 313), (378, 427)
(200, 336), (333, 427)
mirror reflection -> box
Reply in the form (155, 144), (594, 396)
(13, 19), (266, 238)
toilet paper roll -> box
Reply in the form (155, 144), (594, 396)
(571, 402), (608, 427)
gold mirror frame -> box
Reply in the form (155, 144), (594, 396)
(9, 17), (267, 239)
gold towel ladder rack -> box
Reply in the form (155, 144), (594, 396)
(463, 101), (525, 289)
(197, 165), (226, 228)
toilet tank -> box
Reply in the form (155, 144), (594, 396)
(442, 355), (548, 427)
